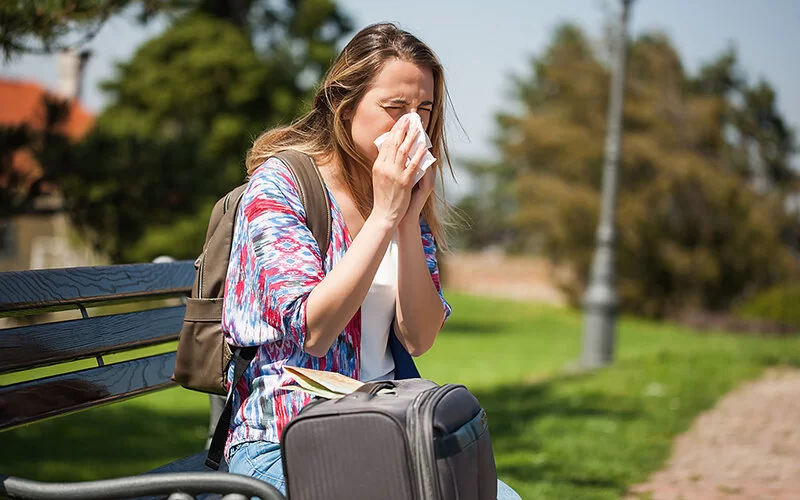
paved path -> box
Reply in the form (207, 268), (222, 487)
(627, 368), (800, 500)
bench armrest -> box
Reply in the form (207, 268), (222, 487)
(0, 472), (285, 500)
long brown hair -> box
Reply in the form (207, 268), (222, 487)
(246, 22), (453, 249)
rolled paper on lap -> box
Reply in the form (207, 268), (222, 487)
(280, 365), (364, 399)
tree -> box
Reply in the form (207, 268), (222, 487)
(1, 1), (351, 262)
(463, 24), (798, 317)
(41, 0), (351, 262)
(0, 1), (165, 60)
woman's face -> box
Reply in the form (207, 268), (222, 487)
(347, 58), (435, 165)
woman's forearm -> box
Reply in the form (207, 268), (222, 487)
(394, 221), (445, 356)
(303, 214), (395, 357)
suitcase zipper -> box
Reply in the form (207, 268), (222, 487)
(408, 384), (464, 500)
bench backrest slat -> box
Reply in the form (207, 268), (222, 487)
(0, 352), (176, 431)
(0, 261), (195, 315)
(0, 305), (187, 375)
(0, 261), (198, 432)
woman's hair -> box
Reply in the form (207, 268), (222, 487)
(246, 22), (453, 250)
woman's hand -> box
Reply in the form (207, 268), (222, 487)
(400, 167), (435, 229)
(371, 115), (430, 227)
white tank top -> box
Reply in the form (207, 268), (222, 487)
(359, 237), (398, 382)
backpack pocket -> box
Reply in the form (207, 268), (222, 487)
(172, 297), (231, 395)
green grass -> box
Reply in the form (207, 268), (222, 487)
(3, 291), (800, 499)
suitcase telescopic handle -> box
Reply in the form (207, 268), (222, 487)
(355, 380), (397, 399)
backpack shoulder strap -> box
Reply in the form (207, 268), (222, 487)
(274, 149), (332, 261)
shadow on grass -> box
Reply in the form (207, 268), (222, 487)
(472, 373), (640, 493)
(2, 369), (648, 496)
(0, 404), (209, 481)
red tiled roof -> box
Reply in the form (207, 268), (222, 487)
(0, 79), (94, 139)
(0, 79), (95, 201)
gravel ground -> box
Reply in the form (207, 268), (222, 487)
(442, 251), (566, 305)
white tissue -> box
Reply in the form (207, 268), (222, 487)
(373, 112), (436, 184)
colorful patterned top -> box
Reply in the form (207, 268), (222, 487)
(221, 156), (452, 459)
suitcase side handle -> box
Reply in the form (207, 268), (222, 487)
(434, 408), (490, 459)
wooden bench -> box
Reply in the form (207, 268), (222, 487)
(0, 260), (284, 500)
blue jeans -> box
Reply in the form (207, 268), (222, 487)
(228, 440), (521, 500)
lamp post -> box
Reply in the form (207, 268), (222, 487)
(580, 0), (634, 368)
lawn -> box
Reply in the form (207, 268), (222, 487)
(2, 291), (800, 499)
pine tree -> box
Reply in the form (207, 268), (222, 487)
(462, 24), (798, 317)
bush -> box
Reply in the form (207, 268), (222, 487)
(738, 285), (800, 326)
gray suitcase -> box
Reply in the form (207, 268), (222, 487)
(281, 378), (497, 500)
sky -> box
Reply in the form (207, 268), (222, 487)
(1, 0), (798, 198)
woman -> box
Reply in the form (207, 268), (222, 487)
(223, 22), (520, 499)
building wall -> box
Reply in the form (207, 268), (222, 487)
(0, 202), (106, 272)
